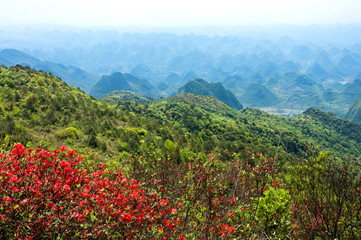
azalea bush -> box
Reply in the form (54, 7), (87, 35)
(0, 144), (181, 239)
(129, 150), (283, 239)
(289, 144), (361, 239)
(1, 143), (360, 239)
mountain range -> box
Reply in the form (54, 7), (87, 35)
(0, 49), (99, 92)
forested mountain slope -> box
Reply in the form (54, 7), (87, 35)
(2, 65), (361, 165)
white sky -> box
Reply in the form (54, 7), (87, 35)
(1, 0), (361, 27)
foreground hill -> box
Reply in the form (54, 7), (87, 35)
(104, 91), (361, 160)
(178, 78), (243, 110)
(0, 65), (120, 158)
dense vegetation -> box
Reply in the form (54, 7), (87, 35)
(2, 65), (361, 162)
(1, 65), (361, 239)
(1, 140), (360, 239)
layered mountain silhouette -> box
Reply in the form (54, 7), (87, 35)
(0, 49), (99, 92)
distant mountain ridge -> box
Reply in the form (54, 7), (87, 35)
(3, 30), (361, 116)
(178, 78), (243, 110)
(0, 48), (99, 92)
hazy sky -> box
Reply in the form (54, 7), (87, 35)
(2, 0), (361, 27)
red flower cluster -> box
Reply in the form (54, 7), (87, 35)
(0, 144), (180, 239)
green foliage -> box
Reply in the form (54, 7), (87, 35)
(151, 93), (238, 118)
(290, 146), (361, 239)
(164, 139), (176, 154)
(2, 65), (361, 168)
(0, 65), (120, 158)
(256, 187), (291, 238)
(56, 127), (79, 139)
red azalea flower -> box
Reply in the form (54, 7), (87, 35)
(121, 213), (132, 222)
(63, 184), (70, 192)
(170, 208), (177, 214)
(10, 175), (18, 183)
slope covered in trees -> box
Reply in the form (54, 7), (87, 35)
(0, 65), (121, 158)
(2, 65), (361, 162)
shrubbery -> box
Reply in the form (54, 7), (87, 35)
(0, 143), (360, 239)
(0, 144), (181, 239)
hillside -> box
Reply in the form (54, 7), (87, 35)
(240, 108), (361, 158)
(2, 65), (361, 163)
(0, 66), (205, 162)
(178, 78), (243, 110)
(90, 72), (160, 99)
(0, 65), (121, 158)
(151, 93), (238, 118)
(344, 97), (361, 123)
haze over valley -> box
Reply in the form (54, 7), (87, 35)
(2, 25), (361, 117)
